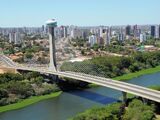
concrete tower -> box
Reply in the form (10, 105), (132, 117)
(46, 19), (57, 71)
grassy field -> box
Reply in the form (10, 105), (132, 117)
(114, 66), (160, 81)
(0, 91), (62, 113)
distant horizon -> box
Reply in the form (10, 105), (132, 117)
(0, 23), (159, 28)
(0, 0), (160, 27)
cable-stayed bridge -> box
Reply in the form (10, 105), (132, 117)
(0, 54), (160, 103)
(0, 19), (160, 103)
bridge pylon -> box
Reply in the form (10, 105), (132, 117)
(46, 19), (59, 81)
(46, 19), (57, 72)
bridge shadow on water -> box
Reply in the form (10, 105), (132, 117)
(67, 90), (118, 105)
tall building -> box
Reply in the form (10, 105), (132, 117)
(89, 35), (97, 47)
(151, 25), (160, 38)
(118, 33), (124, 42)
(14, 32), (21, 44)
(133, 25), (141, 39)
(133, 25), (138, 38)
(98, 37), (104, 46)
(155, 25), (160, 39)
(70, 28), (82, 39)
(140, 33), (146, 43)
(9, 32), (15, 43)
(125, 25), (131, 36)
(109, 27), (112, 36)
(151, 26), (155, 38)
(99, 27), (111, 46)
(42, 25), (45, 33)
(99, 27), (104, 38)
(63, 26), (68, 38)
(60, 26), (68, 38)
(9, 32), (21, 44)
(105, 29), (110, 45)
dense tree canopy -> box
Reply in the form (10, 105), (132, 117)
(123, 100), (155, 120)
(0, 72), (60, 106)
(72, 100), (156, 120)
(72, 103), (122, 120)
(61, 51), (160, 78)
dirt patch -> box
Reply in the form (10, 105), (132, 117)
(0, 67), (17, 74)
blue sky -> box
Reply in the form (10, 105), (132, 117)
(0, 0), (160, 27)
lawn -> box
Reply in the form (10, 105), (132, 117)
(0, 91), (62, 113)
(114, 66), (160, 81)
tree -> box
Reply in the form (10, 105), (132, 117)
(81, 49), (85, 55)
(0, 88), (8, 99)
(25, 52), (33, 59)
(24, 72), (41, 80)
(37, 57), (48, 64)
(92, 43), (99, 51)
(0, 73), (24, 84)
(123, 99), (155, 120)
(7, 81), (35, 98)
(72, 103), (122, 120)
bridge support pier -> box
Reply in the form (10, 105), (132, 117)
(49, 74), (59, 83)
(142, 98), (148, 104)
(122, 92), (127, 104)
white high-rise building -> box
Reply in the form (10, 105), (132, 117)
(14, 32), (21, 44)
(89, 35), (97, 47)
(63, 26), (68, 38)
(9, 32), (21, 44)
(155, 25), (160, 39)
(9, 32), (15, 43)
(99, 27), (103, 38)
(105, 29), (110, 45)
(140, 33), (146, 43)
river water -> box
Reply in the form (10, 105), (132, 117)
(0, 72), (160, 120)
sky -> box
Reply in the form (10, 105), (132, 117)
(0, 0), (160, 27)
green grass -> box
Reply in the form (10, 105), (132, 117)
(88, 83), (99, 88)
(114, 66), (160, 81)
(0, 91), (62, 113)
(149, 86), (160, 91)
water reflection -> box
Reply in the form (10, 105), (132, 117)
(68, 90), (117, 104)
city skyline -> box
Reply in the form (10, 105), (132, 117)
(0, 0), (160, 27)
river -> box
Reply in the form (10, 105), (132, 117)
(0, 72), (160, 120)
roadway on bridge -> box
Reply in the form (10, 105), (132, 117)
(0, 54), (160, 103)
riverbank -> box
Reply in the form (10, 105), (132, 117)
(0, 91), (62, 113)
(114, 66), (160, 81)
(88, 66), (160, 88)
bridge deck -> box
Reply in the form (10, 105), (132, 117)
(1, 54), (160, 103)
(15, 66), (160, 103)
